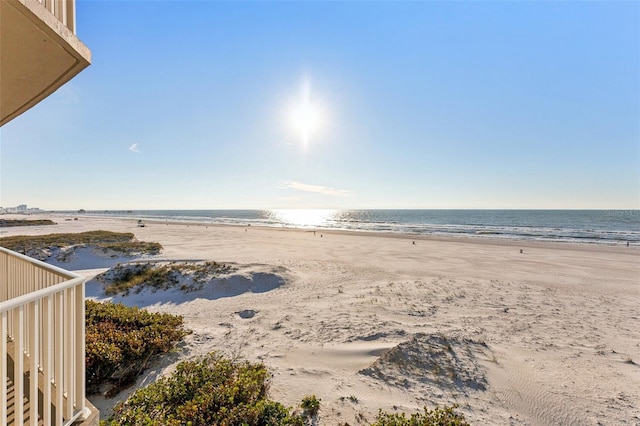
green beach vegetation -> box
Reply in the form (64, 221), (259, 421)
(0, 230), (161, 255)
(370, 405), (470, 426)
(104, 353), (306, 426)
(86, 300), (189, 396)
(300, 394), (321, 416)
(0, 218), (56, 227)
(98, 261), (234, 295)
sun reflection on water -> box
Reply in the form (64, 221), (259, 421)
(269, 209), (337, 228)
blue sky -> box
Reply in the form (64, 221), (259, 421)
(1, 1), (638, 210)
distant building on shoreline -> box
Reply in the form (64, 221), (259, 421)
(0, 204), (43, 214)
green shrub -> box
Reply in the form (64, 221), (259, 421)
(104, 353), (304, 426)
(371, 405), (470, 426)
(300, 394), (321, 416)
(86, 300), (189, 395)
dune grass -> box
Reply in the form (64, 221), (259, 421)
(0, 230), (161, 255)
(100, 261), (233, 295)
(0, 218), (56, 227)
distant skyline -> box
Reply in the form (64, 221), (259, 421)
(1, 1), (638, 210)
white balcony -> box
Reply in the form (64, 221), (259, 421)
(1, 247), (95, 425)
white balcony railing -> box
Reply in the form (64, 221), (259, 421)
(1, 247), (88, 425)
(36, 0), (77, 34)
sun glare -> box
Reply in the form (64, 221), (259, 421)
(290, 102), (322, 142)
(286, 79), (326, 146)
(271, 209), (336, 228)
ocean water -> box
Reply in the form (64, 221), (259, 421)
(67, 209), (640, 246)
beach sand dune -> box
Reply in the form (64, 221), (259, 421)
(2, 215), (638, 425)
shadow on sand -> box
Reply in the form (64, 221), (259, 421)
(86, 269), (287, 309)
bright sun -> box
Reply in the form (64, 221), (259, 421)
(290, 102), (322, 142)
(287, 79), (325, 146)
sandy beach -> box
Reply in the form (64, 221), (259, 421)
(2, 215), (639, 425)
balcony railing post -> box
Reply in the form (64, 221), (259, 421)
(68, 0), (76, 35)
(55, 291), (63, 425)
(1, 312), (7, 422)
(75, 283), (86, 416)
(43, 295), (53, 426)
(60, 0), (67, 28)
(29, 300), (39, 426)
(1, 253), (7, 302)
(64, 288), (73, 420)
(14, 305), (24, 425)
